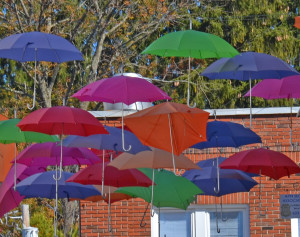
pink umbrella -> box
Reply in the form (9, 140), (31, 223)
(244, 75), (300, 144)
(72, 74), (171, 151)
(0, 164), (44, 218)
(15, 142), (101, 168)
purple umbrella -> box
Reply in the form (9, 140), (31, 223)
(0, 164), (44, 218)
(15, 142), (100, 168)
(0, 31), (84, 109)
(72, 74), (171, 151)
(202, 52), (299, 127)
(244, 75), (300, 145)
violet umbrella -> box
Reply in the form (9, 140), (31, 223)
(15, 142), (100, 168)
(244, 75), (300, 145)
(72, 74), (171, 151)
(220, 148), (300, 215)
(0, 164), (45, 218)
(0, 31), (84, 109)
(17, 106), (108, 237)
(202, 52), (299, 127)
(183, 157), (258, 233)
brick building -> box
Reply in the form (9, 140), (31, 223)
(81, 106), (300, 237)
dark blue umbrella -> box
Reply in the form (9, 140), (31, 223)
(0, 31), (84, 109)
(182, 157), (257, 233)
(63, 125), (150, 154)
(201, 52), (299, 127)
(16, 171), (100, 235)
(191, 121), (262, 149)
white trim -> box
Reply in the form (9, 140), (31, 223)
(291, 218), (299, 237)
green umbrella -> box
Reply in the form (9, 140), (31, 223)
(0, 118), (59, 189)
(142, 30), (239, 107)
(0, 118), (59, 143)
(116, 168), (203, 210)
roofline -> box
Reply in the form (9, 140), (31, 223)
(90, 106), (300, 118)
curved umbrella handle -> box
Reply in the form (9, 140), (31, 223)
(215, 198), (221, 233)
(27, 50), (37, 110)
(121, 104), (131, 152)
(139, 203), (150, 228)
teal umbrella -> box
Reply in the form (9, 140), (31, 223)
(0, 118), (58, 189)
(142, 30), (239, 107)
(116, 168), (203, 210)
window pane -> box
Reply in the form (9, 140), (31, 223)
(209, 211), (243, 237)
(160, 212), (191, 237)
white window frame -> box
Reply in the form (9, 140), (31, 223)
(151, 204), (250, 237)
(291, 218), (299, 237)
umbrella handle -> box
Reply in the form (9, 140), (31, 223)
(215, 198), (221, 233)
(121, 104), (131, 152)
(139, 203), (150, 228)
(220, 197), (228, 222)
(27, 50), (37, 110)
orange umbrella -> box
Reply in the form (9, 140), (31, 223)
(294, 16), (300, 29)
(124, 102), (209, 156)
(108, 147), (200, 170)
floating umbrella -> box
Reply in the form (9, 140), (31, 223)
(0, 118), (58, 189)
(17, 106), (108, 236)
(124, 102), (209, 172)
(183, 157), (258, 233)
(63, 125), (150, 155)
(294, 16), (300, 29)
(244, 75), (300, 145)
(220, 148), (300, 215)
(72, 74), (171, 151)
(16, 171), (101, 199)
(202, 52), (299, 127)
(142, 29), (239, 107)
(0, 31), (84, 109)
(15, 142), (100, 167)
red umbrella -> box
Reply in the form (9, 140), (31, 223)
(220, 148), (300, 215)
(67, 162), (153, 188)
(294, 16), (300, 29)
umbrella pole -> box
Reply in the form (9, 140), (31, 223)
(151, 169), (155, 217)
(214, 156), (220, 194)
(102, 150), (105, 195)
(249, 78), (252, 128)
(259, 169), (267, 216)
(290, 99), (293, 146)
(187, 56), (196, 108)
(168, 114), (177, 175)
(13, 144), (17, 190)
(121, 103), (131, 151)
(215, 196), (220, 233)
(54, 164), (58, 237)
(107, 185), (113, 234)
(27, 48), (37, 110)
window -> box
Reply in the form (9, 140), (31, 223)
(151, 204), (250, 237)
(291, 218), (300, 237)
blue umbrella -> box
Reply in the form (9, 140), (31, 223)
(182, 157), (257, 233)
(0, 31), (84, 109)
(63, 125), (150, 154)
(16, 171), (100, 235)
(191, 121), (262, 149)
(202, 52), (299, 127)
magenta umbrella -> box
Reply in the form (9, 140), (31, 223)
(72, 74), (171, 151)
(244, 75), (300, 144)
(0, 164), (44, 218)
(15, 142), (100, 168)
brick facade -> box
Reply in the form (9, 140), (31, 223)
(80, 110), (300, 237)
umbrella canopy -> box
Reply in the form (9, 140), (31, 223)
(108, 147), (200, 170)
(219, 148), (300, 180)
(71, 192), (132, 204)
(116, 168), (203, 210)
(72, 75), (171, 105)
(183, 157), (258, 196)
(141, 30), (239, 59)
(244, 75), (300, 99)
(202, 52), (299, 80)
(66, 162), (153, 188)
(0, 31), (84, 63)
(0, 164), (44, 218)
(15, 142), (100, 167)
(294, 16), (300, 29)
(191, 120), (262, 149)
(16, 171), (101, 199)
(124, 102), (209, 156)
(17, 106), (108, 136)
(0, 118), (58, 144)
(63, 125), (150, 154)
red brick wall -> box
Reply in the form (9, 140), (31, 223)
(80, 114), (300, 237)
